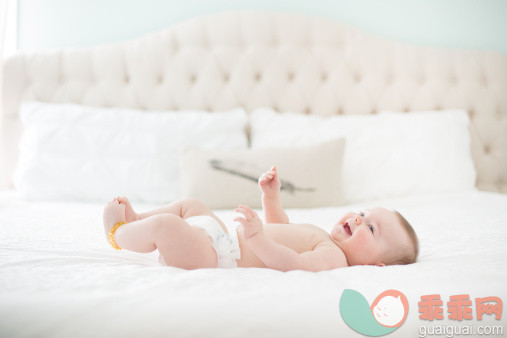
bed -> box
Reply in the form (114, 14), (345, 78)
(1, 10), (506, 338)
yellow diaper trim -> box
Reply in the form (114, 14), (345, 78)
(108, 221), (126, 250)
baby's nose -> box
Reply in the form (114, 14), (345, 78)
(352, 215), (363, 225)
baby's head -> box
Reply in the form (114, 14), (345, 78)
(330, 207), (419, 266)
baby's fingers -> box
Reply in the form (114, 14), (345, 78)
(237, 204), (257, 217)
(238, 204), (254, 212)
(260, 172), (272, 180)
(235, 207), (252, 220)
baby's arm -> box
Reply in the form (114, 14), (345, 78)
(259, 166), (289, 224)
(235, 205), (346, 272)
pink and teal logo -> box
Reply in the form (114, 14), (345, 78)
(340, 289), (409, 336)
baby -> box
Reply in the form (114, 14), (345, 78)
(103, 166), (419, 271)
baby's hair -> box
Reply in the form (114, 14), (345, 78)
(384, 211), (419, 265)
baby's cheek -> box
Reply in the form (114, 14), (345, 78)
(355, 229), (374, 247)
(353, 228), (365, 240)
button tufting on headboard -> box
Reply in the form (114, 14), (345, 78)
(1, 11), (506, 192)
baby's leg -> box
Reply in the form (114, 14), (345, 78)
(120, 197), (228, 233)
(103, 200), (217, 269)
(138, 198), (216, 220)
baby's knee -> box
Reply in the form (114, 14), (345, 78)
(150, 214), (182, 234)
(180, 197), (206, 208)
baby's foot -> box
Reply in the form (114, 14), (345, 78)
(103, 199), (126, 236)
(114, 196), (139, 223)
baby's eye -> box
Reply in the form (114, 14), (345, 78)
(359, 212), (365, 217)
(368, 225), (374, 233)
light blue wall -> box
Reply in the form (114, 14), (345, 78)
(18, 0), (507, 55)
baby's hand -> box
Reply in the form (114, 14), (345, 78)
(258, 166), (281, 197)
(234, 204), (263, 239)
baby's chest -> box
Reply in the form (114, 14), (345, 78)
(264, 223), (330, 254)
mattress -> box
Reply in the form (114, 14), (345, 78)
(0, 190), (506, 337)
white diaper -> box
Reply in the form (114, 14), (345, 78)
(185, 215), (241, 269)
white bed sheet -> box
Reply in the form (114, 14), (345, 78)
(0, 190), (506, 337)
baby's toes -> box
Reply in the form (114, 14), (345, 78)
(106, 199), (117, 207)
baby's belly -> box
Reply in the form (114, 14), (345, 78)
(234, 224), (331, 268)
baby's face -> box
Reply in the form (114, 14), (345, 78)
(329, 207), (410, 266)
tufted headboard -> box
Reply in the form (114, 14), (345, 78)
(1, 10), (506, 192)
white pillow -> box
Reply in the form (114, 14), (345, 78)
(14, 102), (248, 203)
(250, 107), (476, 203)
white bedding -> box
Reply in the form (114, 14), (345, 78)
(1, 190), (506, 337)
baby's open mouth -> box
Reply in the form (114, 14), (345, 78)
(343, 223), (352, 236)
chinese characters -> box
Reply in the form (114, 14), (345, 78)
(418, 294), (502, 321)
